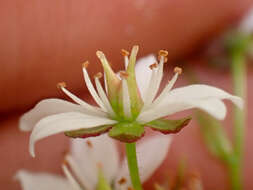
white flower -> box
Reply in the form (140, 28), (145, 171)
(239, 7), (253, 34)
(16, 134), (172, 190)
(19, 46), (243, 157)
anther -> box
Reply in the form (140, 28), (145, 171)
(57, 82), (66, 89)
(94, 72), (103, 79)
(86, 140), (93, 148)
(174, 67), (182, 74)
(121, 49), (130, 56)
(82, 61), (89, 68)
(62, 159), (69, 166)
(149, 62), (158, 70)
(127, 187), (134, 190)
(118, 177), (127, 185)
(158, 50), (168, 57)
(119, 71), (129, 79)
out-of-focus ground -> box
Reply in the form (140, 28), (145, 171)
(1, 0), (253, 189)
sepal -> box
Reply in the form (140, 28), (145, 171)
(146, 116), (191, 134)
(64, 125), (112, 138)
(108, 121), (145, 143)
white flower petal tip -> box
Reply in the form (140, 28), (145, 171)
(137, 84), (244, 123)
(229, 96), (244, 110)
(29, 112), (117, 157)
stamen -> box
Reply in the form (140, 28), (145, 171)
(82, 61), (89, 69)
(158, 55), (168, 63)
(142, 68), (158, 105)
(127, 187), (134, 190)
(143, 56), (164, 109)
(94, 76), (115, 116)
(119, 71), (129, 79)
(82, 65), (107, 112)
(57, 82), (66, 89)
(57, 84), (106, 117)
(151, 72), (179, 107)
(121, 49), (130, 56)
(174, 66), (182, 74)
(62, 163), (82, 190)
(158, 50), (168, 57)
(94, 72), (103, 79)
(122, 79), (132, 118)
(149, 62), (158, 70)
(118, 177), (127, 185)
(86, 140), (93, 148)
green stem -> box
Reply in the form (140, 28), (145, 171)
(228, 157), (243, 190)
(125, 143), (143, 190)
(229, 50), (247, 190)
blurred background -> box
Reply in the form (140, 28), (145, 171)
(0, 0), (253, 189)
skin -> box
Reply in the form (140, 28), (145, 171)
(1, 0), (252, 113)
(0, 0), (252, 189)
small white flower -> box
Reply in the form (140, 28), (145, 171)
(20, 46), (243, 157)
(16, 134), (172, 190)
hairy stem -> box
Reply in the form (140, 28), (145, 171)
(125, 143), (143, 190)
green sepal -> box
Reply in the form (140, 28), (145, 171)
(64, 125), (112, 138)
(146, 116), (191, 134)
(96, 169), (112, 190)
(126, 46), (144, 117)
(196, 111), (232, 162)
(108, 121), (145, 143)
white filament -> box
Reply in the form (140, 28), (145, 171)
(60, 87), (106, 117)
(151, 72), (179, 108)
(124, 56), (129, 70)
(82, 68), (107, 111)
(95, 77), (115, 117)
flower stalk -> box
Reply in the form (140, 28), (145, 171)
(228, 44), (247, 190)
(125, 143), (143, 190)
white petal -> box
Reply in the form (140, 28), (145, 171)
(15, 170), (71, 190)
(137, 84), (243, 123)
(114, 135), (172, 190)
(135, 55), (157, 99)
(122, 79), (132, 118)
(20, 98), (106, 132)
(29, 112), (117, 157)
(164, 85), (243, 109)
(239, 7), (253, 34)
(70, 135), (120, 189)
(62, 165), (82, 190)
(65, 155), (93, 190)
